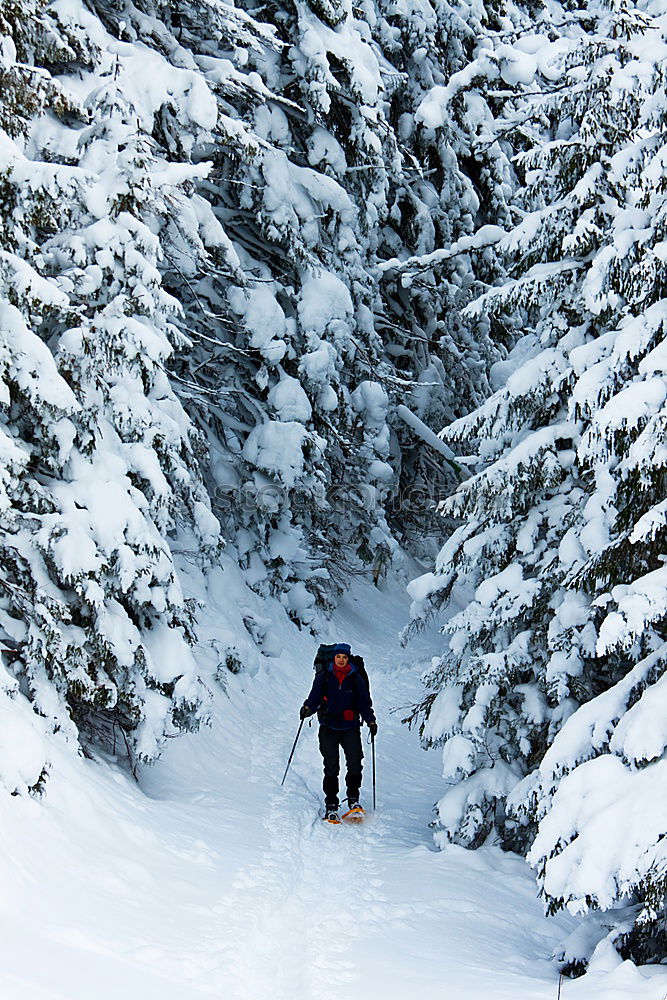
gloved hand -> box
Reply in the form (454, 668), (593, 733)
(368, 721), (378, 738)
(300, 704), (313, 720)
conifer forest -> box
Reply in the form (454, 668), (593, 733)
(2, 0), (667, 993)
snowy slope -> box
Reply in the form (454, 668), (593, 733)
(4, 565), (667, 1000)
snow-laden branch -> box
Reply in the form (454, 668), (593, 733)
(396, 405), (466, 476)
(378, 225), (506, 281)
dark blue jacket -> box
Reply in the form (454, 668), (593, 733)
(304, 662), (375, 731)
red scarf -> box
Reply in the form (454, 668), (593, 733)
(333, 661), (351, 686)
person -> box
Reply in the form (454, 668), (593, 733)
(300, 642), (377, 823)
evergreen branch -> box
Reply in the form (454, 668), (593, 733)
(178, 324), (256, 357)
(379, 226), (506, 278)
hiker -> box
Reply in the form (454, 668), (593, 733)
(300, 642), (377, 823)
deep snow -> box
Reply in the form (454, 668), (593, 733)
(4, 563), (667, 1000)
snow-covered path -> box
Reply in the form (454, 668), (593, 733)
(178, 583), (569, 1000)
(4, 573), (667, 1000)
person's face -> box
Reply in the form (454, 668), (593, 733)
(334, 653), (349, 668)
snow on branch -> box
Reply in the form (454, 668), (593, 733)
(396, 405), (465, 475)
(378, 225), (506, 282)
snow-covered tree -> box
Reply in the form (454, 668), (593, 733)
(408, 0), (667, 965)
(369, 0), (517, 542)
(0, 0), (222, 780)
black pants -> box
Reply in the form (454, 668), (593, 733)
(319, 725), (363, 808)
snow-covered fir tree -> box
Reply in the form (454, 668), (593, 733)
(374, 0), (516, 556)
(0, 0), (222, 783)
(408, 0), (667, 966)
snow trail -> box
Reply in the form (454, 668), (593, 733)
(141, 577), (570, 1000)
(5, 573), (667, 999)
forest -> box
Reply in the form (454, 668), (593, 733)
(2, 0), (667, 992)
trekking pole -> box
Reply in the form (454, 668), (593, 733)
(371, 732), (377, 810)
(281, 719), (304, 787)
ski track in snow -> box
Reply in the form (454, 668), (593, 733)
(214, 789), (380, 999)
(6, 576), (667, 1000)
(210, 704), (389, 1000)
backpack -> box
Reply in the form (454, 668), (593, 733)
(313, 643), (371, 697)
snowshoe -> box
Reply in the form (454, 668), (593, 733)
(342, 804), (365, 823)
(323, 808), (341, 825)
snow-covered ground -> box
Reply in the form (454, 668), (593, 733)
(5, 566), (667, 1000)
